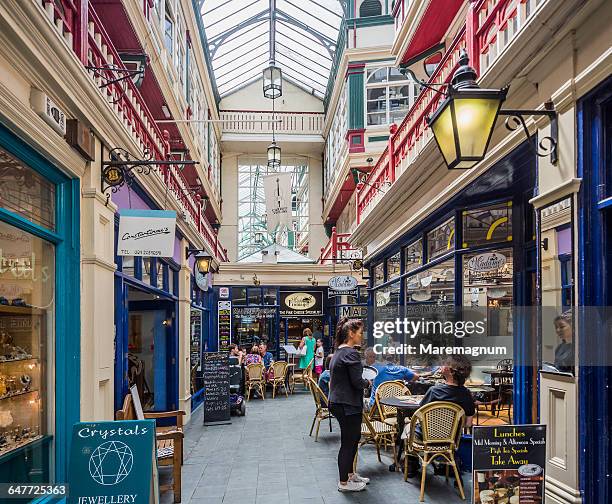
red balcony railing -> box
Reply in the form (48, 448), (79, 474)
(358, 0), (541, 224)
(39, 0), (228, 262)
(319, 227), (360, 264)
(356, 26), (467, 223)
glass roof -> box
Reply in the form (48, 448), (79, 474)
(200, 0), (344, 98)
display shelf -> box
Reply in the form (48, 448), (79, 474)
(0, 434), (51, 464)
(0, 305), (44, 316)
(0, 356), (37, 364)
(0, 434), (43, 458)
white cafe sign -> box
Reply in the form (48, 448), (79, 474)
(467, 252), (507, 273)
(117, 209), (176, 257)
(328, 275), (358, 291)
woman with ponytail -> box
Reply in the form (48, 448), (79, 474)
(328, 318), (370, 492)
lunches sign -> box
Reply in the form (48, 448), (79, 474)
(117, 209), (176, 257)
(280, 291), (323, 316)
(472, 425), (546, 504)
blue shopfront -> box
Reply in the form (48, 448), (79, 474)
(0, 124), (80, 487)
(112, 187), (182, 414)
(576, 75), (612, 503)
(190, 276), (212, 411)
(367, 142), (539, 424)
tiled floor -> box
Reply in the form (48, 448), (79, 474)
(161, 389), (472, 504)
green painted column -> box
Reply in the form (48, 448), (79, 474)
(347, 67), (364, 130)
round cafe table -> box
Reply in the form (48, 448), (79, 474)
(378, 395), (424, 471)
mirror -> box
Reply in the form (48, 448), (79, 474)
(539, 196), (575, 375)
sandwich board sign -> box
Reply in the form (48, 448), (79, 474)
(68, 420), (159, 504)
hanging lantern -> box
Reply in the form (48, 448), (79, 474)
(267, 141), (281, 168)
(427, 50), (507, 169)
(263, 61), (282, 99)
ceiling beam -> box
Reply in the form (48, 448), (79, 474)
(270, 0), (276, 62)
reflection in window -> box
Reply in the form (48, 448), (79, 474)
(540, 197), (574, 374)
(386, 252), (401, 280)
(463, 249), (513, 337)
(248, 288), (261, 305)
(360, 0), (382, 17)
(122, 256), (135, 277)
(263, 287), (277, 306)
(373, 263), (384, 286)
(405, 260), (454, 305)
(232, 287), (247, 306)
(404, 239), (423, 274)
(427, 217), (455, 261)
(0, 147), (55, 230)
(462, 202), (512, 248)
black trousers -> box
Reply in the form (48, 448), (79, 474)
(329, 403), (362, 482)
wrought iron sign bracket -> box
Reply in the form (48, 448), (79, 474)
(499, 102), (558, 164)
(101, 147), (199, 206)
(85, 65), (145, 89)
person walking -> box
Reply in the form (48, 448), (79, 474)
(298, 327), (316, 369)
(328, 318), (370, 492)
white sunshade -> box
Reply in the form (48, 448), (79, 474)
(201, 0), (344, 98)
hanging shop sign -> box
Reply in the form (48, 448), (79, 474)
(279, 291), (323, 317)
(472, 425), (546, 504)
(467, 252), (507, 273)
(68, 420), (157, 504)
(263, 172), (293, 232)
(328, 275), (359, 298)
(218, 300), (231, 350)
(219, 287), (230, 299)
(117, 209), (176, 257)
(339, 305), (368, 318)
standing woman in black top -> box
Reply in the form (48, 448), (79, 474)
(329, 318), (370, 492)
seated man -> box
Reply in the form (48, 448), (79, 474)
(259, 342), (273, 369)
(403, 355), (475, 477)
(318, 354), (333, 397)
(363, 347), (385, 371)
(369, 355), (418, 408)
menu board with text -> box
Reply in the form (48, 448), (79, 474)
(473, 425), (546, 504)
(202, 352), (231, 425)
(218, 300), (231, 350)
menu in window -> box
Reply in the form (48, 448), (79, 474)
(218, 300), (231, 350)
(473, 425), (546, 504)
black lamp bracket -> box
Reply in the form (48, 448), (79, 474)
(499, 103), (558, 164)
(101, 147), (199, 206)
(85, 65), (144, 90)
(186, 248), (205, 260)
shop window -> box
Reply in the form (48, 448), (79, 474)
(463, 249), (513, 337)
(462, 202), (512, 248)
(263, 287), (277, 306)
(427, 217), (455, 261)
(539, 197), (574, 374)
(169, 268), (177, 295)
(0, 147), (55, 230)
(373, 262), (384, 286)
(386, 252), (401, 280)
(0, 220), (54, 460)
(359, 287), (369, 304)
(405, 260), (455, 305)
(404, 239), (423, 274)
(122, 256), (135, 277)
(360, 0), (382, 17)
(247, 288), (261, 305)
(232, 287), (247, 305)
(142, 257), (151, 286)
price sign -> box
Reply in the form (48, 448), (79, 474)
(202, 352), (231, 426)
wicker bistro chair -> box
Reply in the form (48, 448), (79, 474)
(375, 380), (412, 428)
(290, 358), (314, 393)
(245, 363), (266, 401)
(306, 377), (332, 441)
(269, 361), (289, 398)
(404, 401), (466, 502)
(360, 411), (397, 466)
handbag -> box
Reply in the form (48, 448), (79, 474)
(295, 345), (306, 357)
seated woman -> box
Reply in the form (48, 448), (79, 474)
(229, 343), (244, 365)
(244, 345), (263, 366)
(403, 355), (475, 477)
(318, 354), (333, 397)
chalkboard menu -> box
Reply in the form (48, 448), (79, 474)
(218, 300), (231, 350)
(203, 352), (231, 425)
(473, 425), (546, 504)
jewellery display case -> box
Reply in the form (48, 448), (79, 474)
(0, 304), (46, 457)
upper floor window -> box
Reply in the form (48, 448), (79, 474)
(462, 202), (513, 248)
(427, 217), (455, 261)
(164, 11), (173, 55)
(360, 0), (382, 17)
(366, 67), (419, 126)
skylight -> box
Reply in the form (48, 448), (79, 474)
(201, 0), (344, 98)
